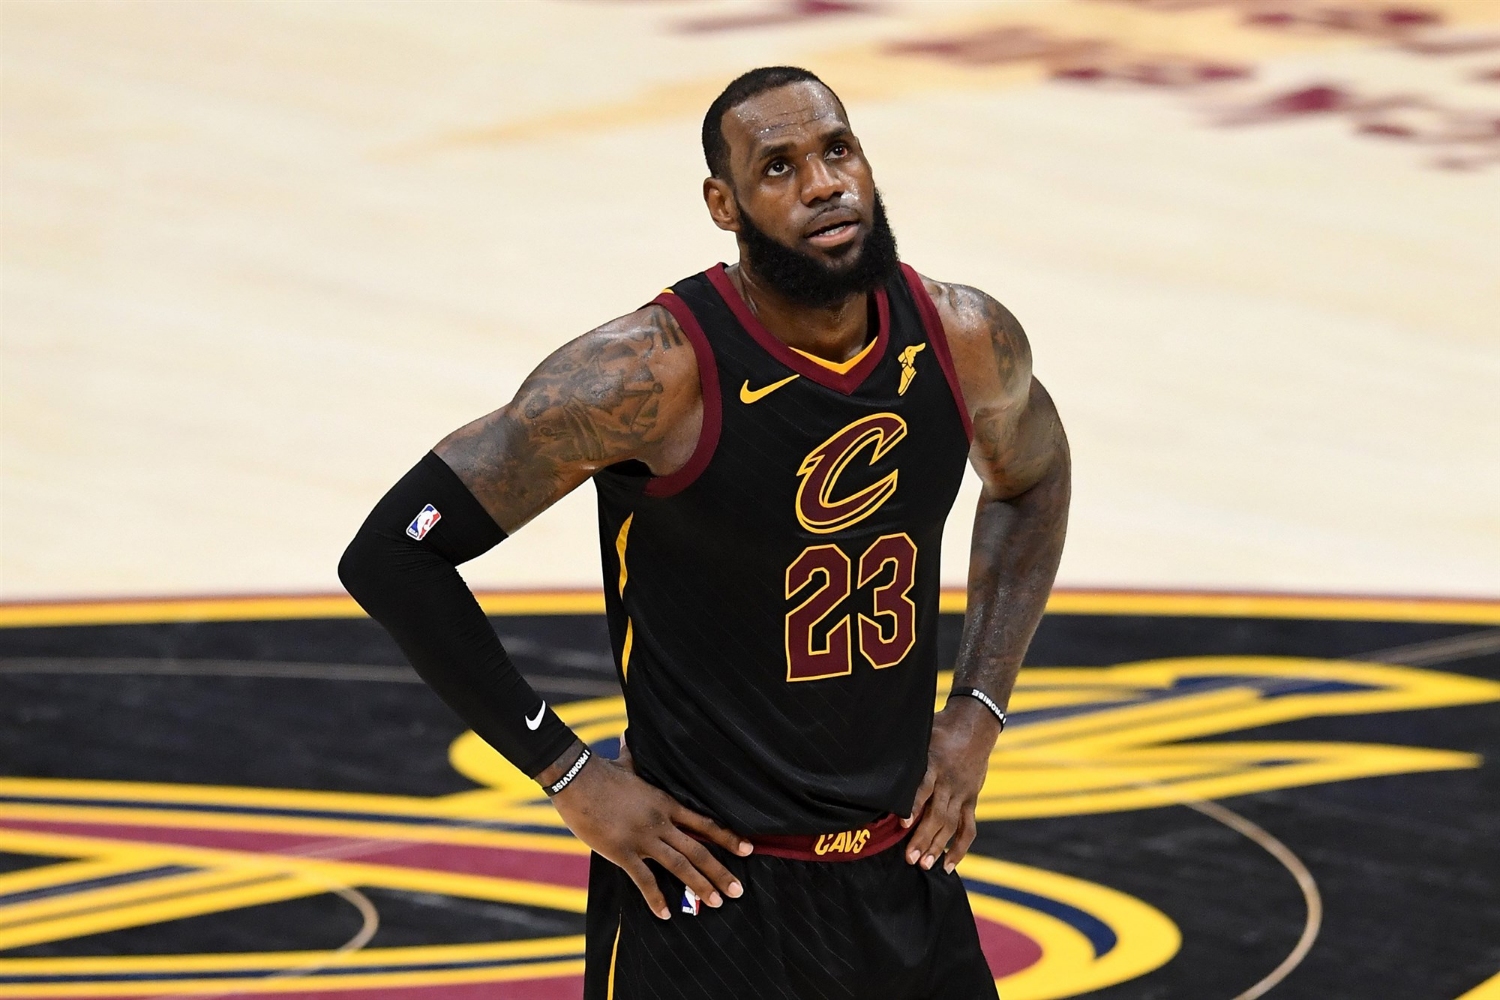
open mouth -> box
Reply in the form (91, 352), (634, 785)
(806, 218), (860, 248)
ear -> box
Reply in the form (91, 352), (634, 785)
(703, 177), (740, 233)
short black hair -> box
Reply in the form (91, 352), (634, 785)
(702, 66), (840, 179)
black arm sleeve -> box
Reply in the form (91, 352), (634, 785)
(337, 451), (577, 778)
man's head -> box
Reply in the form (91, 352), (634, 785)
(702, 67), (897, 309)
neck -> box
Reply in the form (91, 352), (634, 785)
(728, 261), (870, 364)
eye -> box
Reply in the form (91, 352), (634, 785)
(829, 142), (849, 158)
(766, 159), (790, 177)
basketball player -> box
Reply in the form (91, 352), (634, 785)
(340, 66), (1069, 999)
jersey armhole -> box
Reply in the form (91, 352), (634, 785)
(644, 292), (722, 498)
(899, 263), (974, 443)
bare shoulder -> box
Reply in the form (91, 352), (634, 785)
(914, 274), (1066, 497)
(917, 274), (1032, 405)
(436, 302), (701, 531)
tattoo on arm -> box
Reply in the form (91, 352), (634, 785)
(928, 281), (1071, 711)
(952, 406), (1070, 710)
(434, 305), (697, 533)
(929, 281), (1051, 498)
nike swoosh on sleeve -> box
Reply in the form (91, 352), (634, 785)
(525, 702), (546, 730)
(739, 374), (799, 404)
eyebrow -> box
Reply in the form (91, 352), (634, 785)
(750, 125), (853, 165)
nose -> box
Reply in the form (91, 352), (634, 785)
(800, 154), (844, 205)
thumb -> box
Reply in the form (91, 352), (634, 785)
(614, 736), (636, 772)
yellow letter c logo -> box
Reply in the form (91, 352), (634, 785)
(795, 413), (908, 535)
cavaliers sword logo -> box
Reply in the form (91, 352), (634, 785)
(898, 343), (925, 395)
(794, 413), (907, 534)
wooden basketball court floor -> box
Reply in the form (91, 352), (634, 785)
(3, 3), (1499, 998)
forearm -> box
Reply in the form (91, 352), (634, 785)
(952, 452), (1070, 708)
(904, 460), (1068, 872)
(338, 453), (578, 778)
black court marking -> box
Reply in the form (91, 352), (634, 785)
(0, 611), (1497, 998)
(0, 866), (197, 909)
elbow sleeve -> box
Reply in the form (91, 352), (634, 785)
(339, 452), (577, 778)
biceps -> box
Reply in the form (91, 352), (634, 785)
(434, 333), (671, 532)
(434, 403), (595, 534)
(969, 378), (1066, 501)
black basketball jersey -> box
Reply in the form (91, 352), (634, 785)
(592, 262), (972, 835)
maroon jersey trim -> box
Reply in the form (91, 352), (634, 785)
(695, 812), (907, 862)
(899, 263), (974, 442)
(644, 292), (722, 498)
(705, 263), (891, 395)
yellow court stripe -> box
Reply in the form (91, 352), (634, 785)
(0, 874), (320, 953)
(966, 892), (1095, 1000)
(2, 588), (1496, 629)
(0, 595), (365, 627)
(961, 853), (1180, 1000)
(1457, 971), (1500, 1000)
(941, 589), (1500, 624)
(0, 868), (279, 929)
(0, 936), (585, 975)
(0, 771), (578, 823)
(477, 591), (605, 616)
(0, 591), (605, 627)
(0, 827), (589, 915)
(0, 958), (589, 998)
(0, 856), (159, 901)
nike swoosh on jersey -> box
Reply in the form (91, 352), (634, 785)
(525, 702), (546, 730)
(739, 374), (799, 404)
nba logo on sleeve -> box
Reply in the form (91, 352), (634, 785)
(680, 886), (700, 916)
(406, 504), (441, 541)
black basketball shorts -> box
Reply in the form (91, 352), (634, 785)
(581, 834), (1000, 1000)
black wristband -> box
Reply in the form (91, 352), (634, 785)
(544, 746), (592, 796)
(950, 686), (1007, 731)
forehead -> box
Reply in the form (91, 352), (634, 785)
(722, 81), (849, 161)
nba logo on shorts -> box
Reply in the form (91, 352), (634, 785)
(406, 504), (441, 541)
(681, 886), (700, 916)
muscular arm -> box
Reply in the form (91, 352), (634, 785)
(437, 303), (701, 531)
(935, 280), (1070, 712)
(341, 303), (750, 919)
(902, 278), (1071, 873)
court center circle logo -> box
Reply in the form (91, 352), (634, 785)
(1, 656), (1495, 998)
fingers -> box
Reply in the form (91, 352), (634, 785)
(652, 841), (727, 911)
(903, 767), (936, 829)
(622, 857), (670, 921)
(673, 805), (753, 858)
(906, 789), (957, 870)
(943, 810), (978, 874)
(666, 829), (744, 899)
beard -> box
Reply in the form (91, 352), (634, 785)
(736, 191), (900, 309)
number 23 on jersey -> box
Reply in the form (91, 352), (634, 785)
(785, 533), (918, 682)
